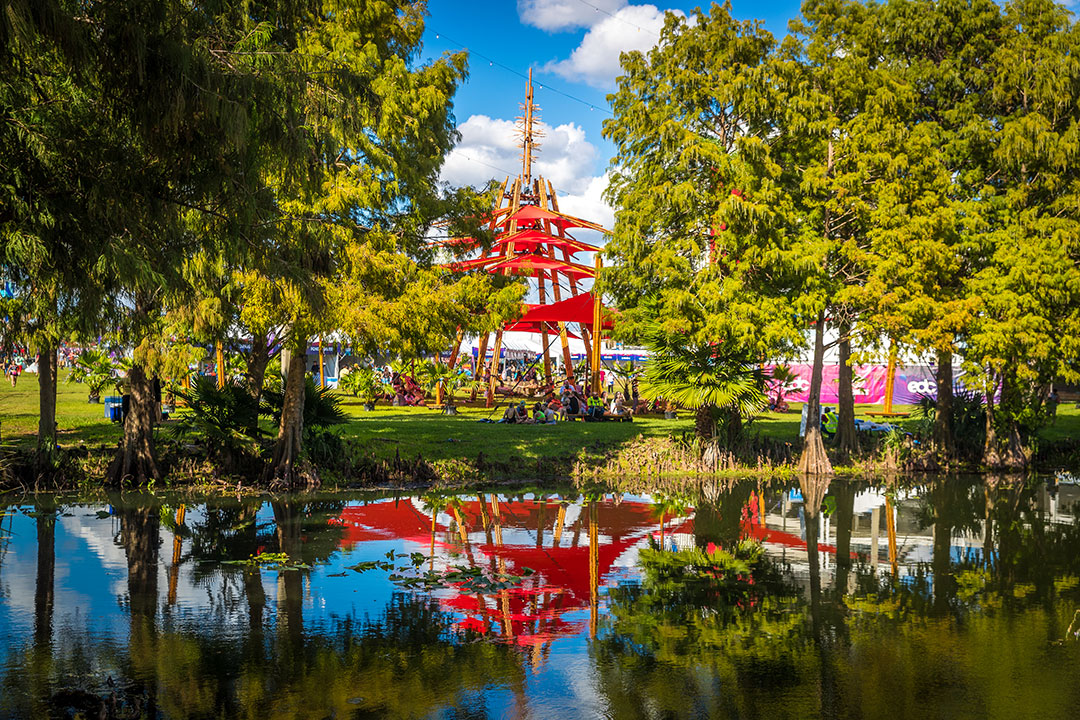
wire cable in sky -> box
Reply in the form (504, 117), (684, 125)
(427, 27), (613, 115)
(573, 0), (663, 37)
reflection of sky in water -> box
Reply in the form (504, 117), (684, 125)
(3, 482), (1080, 718)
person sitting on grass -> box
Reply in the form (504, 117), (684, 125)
(560, 390), (578, 421)
(585, 390), (604, 421)
(515, 400), (534, 424)
(500, 403), (519, 424)
(609, 393), (629, 418)
(545, 400), (559, 423)
(533, 402), (550, 424)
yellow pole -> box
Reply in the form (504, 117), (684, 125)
(883, 341), (897, 414)
(487, 329), (503, 408)
(886, 497), (898, 577)
(591, 255), (602, 395)
(216, 341), (225, 389)
(470, 333), (489, 403)
(589, 501), (599, 639)
(318, 337), (325, 389)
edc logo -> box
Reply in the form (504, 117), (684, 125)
(906, 380), (936, 395)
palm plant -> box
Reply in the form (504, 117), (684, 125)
(769, 364), (797, 410)
(419, 361), (468, 408)
(340, 366), (381, 407)
(68, 348), (119, 402)
(171, 376), (263, 468)
(263, 376), (347, 432)
(639, 326), (767, 445)
(610, 360), (638, 400)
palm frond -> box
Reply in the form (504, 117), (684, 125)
(638, 325), (767, 416)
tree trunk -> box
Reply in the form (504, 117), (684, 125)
(470, 333), (489, 402)
(245, 331), (270, 400)
(36, 344), (58, 459)
(799, 311), (833, 475)
(264, 336), (312, 488)
(835, 323), (859, 458)
(273, 501), (304, 648)
(933, 351), (955, 459)
(109, 362), (159, 485)
(983, 372), (1026, 469)
(245, 330), (271, 435)
(694, 404), (715, 441)
(931, 480), (956, 615)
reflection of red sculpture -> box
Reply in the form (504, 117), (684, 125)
(337, 498), (673, 645)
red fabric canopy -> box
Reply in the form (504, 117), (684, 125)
(486, 254), (595, 279)
(438, 255), (500, 273)
(517, 292), (614, 329)
(494, 229), (598, 255)
(503, 205), (609, 234)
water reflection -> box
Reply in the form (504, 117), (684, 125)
(1, 477), (1078, 718)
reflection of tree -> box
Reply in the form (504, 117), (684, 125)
(115, 491), (161, 716)
(596, 539), (805, 717)
(693, 480), (753, 549)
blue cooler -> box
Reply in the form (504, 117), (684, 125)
(104, 396), (123, 422)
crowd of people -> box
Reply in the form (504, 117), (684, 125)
(497, 379), (638, 424)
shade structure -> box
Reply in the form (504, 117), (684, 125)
(502, 204), (609, 234)
(432, 235), (481, 250)
(486, 254), (595, 279)
(517, 292), (614, 330)
(438, 255), (501, 273)
(494, 229), (598, 255)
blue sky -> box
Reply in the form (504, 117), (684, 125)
(420, 1), (804, 226)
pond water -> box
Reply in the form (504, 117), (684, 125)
(1, 476), (1079, 719)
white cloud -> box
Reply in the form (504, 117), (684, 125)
(556, 171), (614, 238)
(518, 0), (628, 32)
(544, 4), (671, 89)
(441, 114), (599, 195)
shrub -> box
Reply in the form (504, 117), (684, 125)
(170, 376), (263, 468)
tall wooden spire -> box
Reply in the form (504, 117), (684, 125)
(517, 68), (542, 185)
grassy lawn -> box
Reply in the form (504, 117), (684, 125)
(333, 398), (694, 464)
(0, 368), (123, 448)
(2, 370), (1076, 465)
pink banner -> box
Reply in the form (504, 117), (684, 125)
(765, 364), (944, 405)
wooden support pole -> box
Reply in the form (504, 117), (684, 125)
(886, 497), (898, 577)
(216, 341), (225, 389)
(547, 180), (591, 380)
(537, 272), (553, 385)
(486, 329), (503, 408)
(589, 501), (599, 639)
(539, 180), (574, 379)
(470, 333), (489, 403)
(318, 337), (325, 389)
(883, 341), (897, 414)
(592, 255), (603, 395)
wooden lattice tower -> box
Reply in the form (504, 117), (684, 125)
(436, 71), (610, 406)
